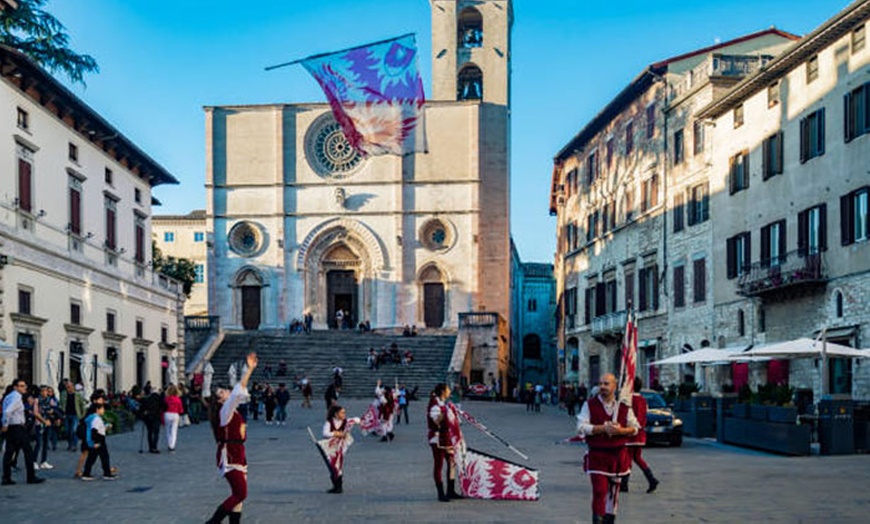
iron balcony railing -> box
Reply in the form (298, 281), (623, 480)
(591, 310), (627, 338)
(459, 312), (499, 328)
(737, 249), (827, 297)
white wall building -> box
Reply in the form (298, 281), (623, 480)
(153, 210), (208, 316)
(0, 44), (182, 392)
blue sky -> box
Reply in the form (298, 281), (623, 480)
(51, 0), (848, 263)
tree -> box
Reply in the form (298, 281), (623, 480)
(152, 242), (197, 298)
(0, 0), (98, 85)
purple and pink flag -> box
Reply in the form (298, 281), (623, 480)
(300, 34), (427, 156)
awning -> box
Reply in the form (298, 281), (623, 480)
(731, 338), (870, 360)
(812, 326), (857, 341)
(652, 345), (749, 365)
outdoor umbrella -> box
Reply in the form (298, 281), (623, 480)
(732, 338), (869, 359)
(652, 346), (748, 366)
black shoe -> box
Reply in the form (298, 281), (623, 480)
(647, 478), (659, 493)
(206, 503), (230, 524)
(447, 480), (464, 499)
(436, 483), (450, 502)
(149, 449), (161, 454)
(27, 477), (46, 484)
(2, 478), (15, 486)
(388, 432), (395, 441)
(379, 436), (388, 442)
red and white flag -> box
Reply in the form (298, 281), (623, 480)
(460, 448), (540, 501)
(300, 34), (426, 156)
(358, 404), (380, 435)
(618, 309), (638, 406)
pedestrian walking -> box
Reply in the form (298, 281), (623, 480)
(163, 385), (183, 452)
(80, 402), (118, 481)
(275, 383), (290, 425)
(60, 380), (85, 451)
(206, 352), (257, 524)
(576, 373), (639, 524)
(1, 379), (45, 485)
(621, 378), (659, 494)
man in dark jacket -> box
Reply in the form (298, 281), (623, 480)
(139, 391), (163, 453)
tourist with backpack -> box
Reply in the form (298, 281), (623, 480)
(80, 402), (117, 481)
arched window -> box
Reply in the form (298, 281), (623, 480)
(835, 291), (844, 318)
(523, 334), (542, 360)
(458, 65), (483, 101)
(527, 298), (537, 312)
(737, 310), (745, 337)
(458, 7), (483, 48)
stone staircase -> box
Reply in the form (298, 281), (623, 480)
(206, 330), (456, 399)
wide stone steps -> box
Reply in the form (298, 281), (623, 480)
(207, 331), (456, 399)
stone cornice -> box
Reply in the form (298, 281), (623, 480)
(10, 312), (48, 326)
(64, 323), (95, 336)
(159, 342), (177, 351)
(132, 337), (153, 348)
(102, 331), (127, 343)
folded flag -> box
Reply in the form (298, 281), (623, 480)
(300, 33), (426, 156)
(358, 404), (380, 435)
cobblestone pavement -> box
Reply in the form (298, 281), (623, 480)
(2, 398), (869, 523)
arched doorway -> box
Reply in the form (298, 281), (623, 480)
(419, 265), (445, 328)
(235, 267), (265, 330)
(323, 244), (360, 329)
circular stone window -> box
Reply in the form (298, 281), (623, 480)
(420, 218), (454, 252)
(228, 221), (265, 257)
(305, 114), (364, 179)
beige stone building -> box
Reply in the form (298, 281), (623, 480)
(152, 210), (208, 316)
(698, 0), (870, 399)
(550, 30), (797, 389)
(205, 1), (511, 339)
(0, 45), (182, 391)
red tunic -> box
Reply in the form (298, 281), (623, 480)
(213, 410), (247, 473)
(626, 393), (648, 446)
(584, 397), (631, 477)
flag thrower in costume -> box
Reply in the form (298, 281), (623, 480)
(617, 308), (638, 408)
(267, 33), (427, 157)
(307, 418), (360, 480)
(459, 410), (529, 461)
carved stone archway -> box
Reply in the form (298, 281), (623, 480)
(299, 219), (387, 329)
(417, 262), (451, 329)
(231, 266), (268, 330)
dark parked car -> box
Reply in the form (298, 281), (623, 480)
(640, 390), (683, 447)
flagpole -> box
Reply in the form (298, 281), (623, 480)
(264, 32), (417, 71)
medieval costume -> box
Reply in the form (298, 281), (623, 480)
(428, 384), (464, 502)
(577, 393), (639, 523)
(622, 391), (659, 493)
(375, 384), (395, 442)
(207, 382), (251, 524)
(319, 406), (360, 494)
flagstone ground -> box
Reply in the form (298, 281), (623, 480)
(2, 399), (869, 523)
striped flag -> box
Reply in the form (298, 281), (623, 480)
(300, 34), (426, 156)
(618, 309), (638, 406)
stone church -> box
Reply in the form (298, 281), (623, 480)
(205, 0), (512, 331)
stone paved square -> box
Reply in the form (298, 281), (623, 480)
(3, 399), (869, 523)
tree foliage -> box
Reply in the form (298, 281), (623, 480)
(0, 0), (98, 85)
(152, 242), (197, 298)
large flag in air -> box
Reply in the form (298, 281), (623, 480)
(617, 309), (638, 406)
(300, 34), (426, 156)
(460, 448), (540, 501)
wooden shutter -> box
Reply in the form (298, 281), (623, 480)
(800, 117), (808, 163)
(595, 282), (606, 318)
(674, 265), (685, 307)
(135, 223), (145, 262)
(693, 259), (706, 303)
(728, 157), (737, 194)
(624, 272), (634, 310)
(701, 185), (710, 222)
(742, 153), (750, 190)
(761, 225), (771, 267)
(638, 268), (648, 311)
(776, 131), (784, 174)
(845, 92), (855, 143)
(819, 203), (828, 252)
(18, 158), (32, 212)
(70, 187), (81, 235)
(797, 209), (808, 257)
(762, 136), (771, 180)
(106, 207), (116, 249)
(726, 237), (736, 279)
(742, 232), (752, 273)
(818, 108), (826, 156)
(778, 219), (787, 261)
(652, 265), (660, 310)
(841, 194), (854, 246)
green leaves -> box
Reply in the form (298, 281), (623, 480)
(0, 0), (98, 85)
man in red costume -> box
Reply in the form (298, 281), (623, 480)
(427, 383), (464, 502)
(576, 373), (639, 524)
(206, 352), (257, 524)
(621, 377), (659, 494)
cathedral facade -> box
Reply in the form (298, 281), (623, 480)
(205, 1), (512, 331)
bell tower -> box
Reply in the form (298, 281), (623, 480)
(430, 0), (512, 106)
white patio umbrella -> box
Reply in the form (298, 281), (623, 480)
(733, 338), (869, 359)
(652, 346), (749, 366)
(203, 362), (214, 398)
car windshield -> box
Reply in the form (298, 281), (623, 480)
(642, 392), (667, 409)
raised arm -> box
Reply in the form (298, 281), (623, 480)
(240, 352), (258, 390)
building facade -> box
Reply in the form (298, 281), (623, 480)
(206, 0), (511, 333)
(0, 44), (182, 392)
(550, 30), (798, 390)
(698, 1), (870, 399)
(152, 210), (208, 316)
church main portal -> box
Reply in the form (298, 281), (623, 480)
(327, 269), (357, 328)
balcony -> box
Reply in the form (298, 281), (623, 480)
(669, 53), (774, 102)
(459, 312), (499, 328)
(737, 249), (828, 298)
(591, 310), (627, 341)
